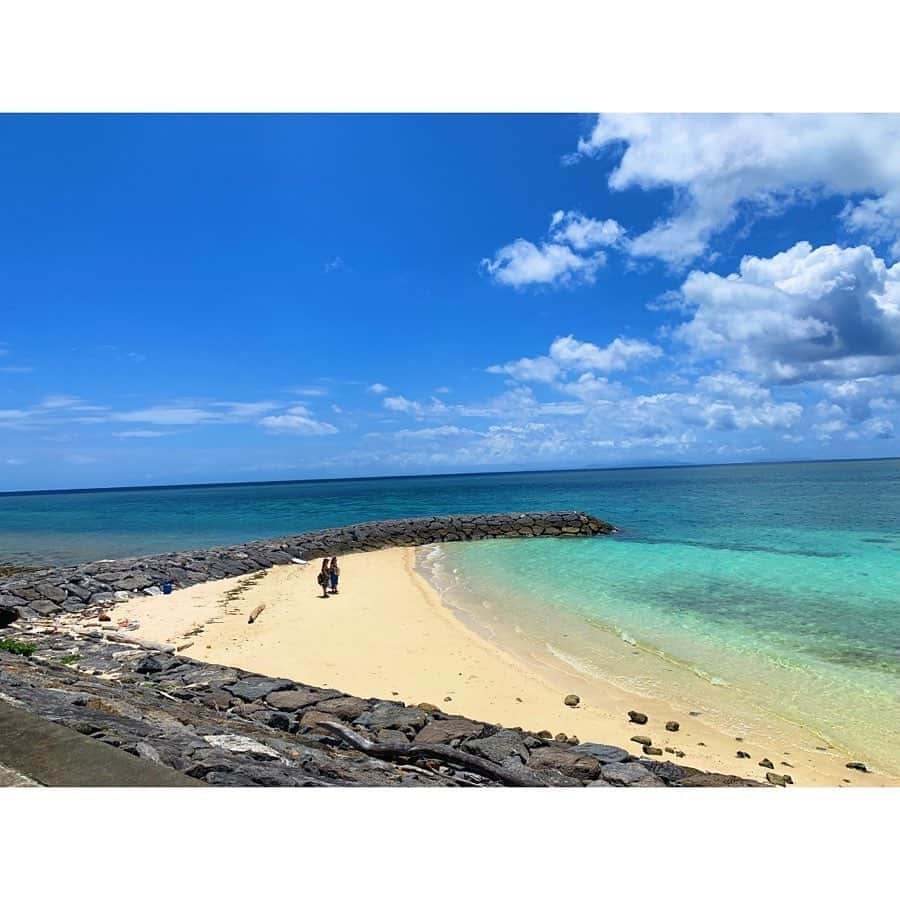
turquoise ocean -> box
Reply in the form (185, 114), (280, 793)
(2, 459), (898, 772)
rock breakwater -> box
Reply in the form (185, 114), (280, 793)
(0, 511), (612, 625)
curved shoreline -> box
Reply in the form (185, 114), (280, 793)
(98, 546), (895, 786)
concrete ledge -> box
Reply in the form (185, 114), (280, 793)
(0, 700), (201, 787)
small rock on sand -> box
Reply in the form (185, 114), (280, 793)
(846, 762), (869, 772)
(766, 772), (792, 787)
(759, 758), (774, 769)
(628, 710), (648, 724)
(564, 694), (580, 707)
(736, 750), (751, 759)
(631, 735), (652, 747)
(643, 746), (663, 756)
(665, 721), (679, 732)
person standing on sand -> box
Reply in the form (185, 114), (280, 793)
(317, 559), (330, 598)
(329, 557), (340, 594)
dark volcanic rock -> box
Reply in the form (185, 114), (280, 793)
(314, 696), (371, 722)
(226, 676), (295, 703)
(630, 735), (653, 747)
(676, 773), (763, 787)
(267, 687), (339, 711)
(563, 694), (580, 707)
(464, 730), (529, 765)
(354, 702), (428, 732)
(528, 746), (601, 781)
(766, 772), (792, 786)
(572, 742), (631, 764)
(642, 746), (663, 756)
(627, 710), (648, 724)
(600, 762), (659, 786)
(846, 762), (869, 772)
(415, 716), (484, 745)
(758, 758), (775, 769)
(665, 720), (680, 732)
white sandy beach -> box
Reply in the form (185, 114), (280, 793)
(114, 547), (898, 787)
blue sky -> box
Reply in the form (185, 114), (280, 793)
(2, 113), (900, 491)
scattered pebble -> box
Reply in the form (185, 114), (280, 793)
(443, 696), (452, 702)
(759, 758), (774, 769)
(627, 710), (648, 724)
(643, 746), (663, 756)
(555, 733), (568, 742)
(736, 750), (751, 759)
(564, 694), (580, 708)
(631, 735), (653, 747)
(689, 711), (702, 716)
(846, 762), (868, 772)
(665, 720), (679, 732)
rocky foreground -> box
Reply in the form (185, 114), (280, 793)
(0, 625), (762, 787)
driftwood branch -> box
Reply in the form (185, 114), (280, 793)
(247, 603), (266, 624)
(319, 720), (544, 787)
(67, 625), (175, 653)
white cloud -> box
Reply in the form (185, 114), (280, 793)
(324, 256), (348, 273)
(574, 114), (900, 265)
(113, 430), (169, 439)
(549, 210), (624, 250)
(41, 394), (82, 408)
(488, 335), (662, 383)
(368, 382), (390, 394)
(549, 335), (662, 372)
(487, 355), (561, 383)
(481, 238), (605, 288)
(258, 405), (338, 435)
(674, 241), (900, 382)
(481, 209), (623, 288)
(290, 387), (329, 397)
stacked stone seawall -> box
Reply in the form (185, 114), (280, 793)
(0, 511), (613, 624)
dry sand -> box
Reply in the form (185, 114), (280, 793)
(114, 547), (897, 787)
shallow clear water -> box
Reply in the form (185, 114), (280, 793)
(2, 461), (898, 770)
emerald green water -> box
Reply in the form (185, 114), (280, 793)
(423, 461), (900, 773)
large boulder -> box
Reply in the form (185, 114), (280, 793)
(266, 687), (340, 711)
(463, 730), (529, 765)
(573, 742), (631, 764)
(415, 716), (485, 745)
(600, 762), (660, 786)
(353, 702), (428, 732)
(226, 676), (295, 703)
(527, 746), (601, 781)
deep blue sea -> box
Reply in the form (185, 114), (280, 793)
(3, 460), (899, 770)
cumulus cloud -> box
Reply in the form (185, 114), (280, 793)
(481, 210), (622, 288)
(574, 114), (900, 265)
(258, 405), (338, 435)
(488, 335), (663, 383)
(481, 239), (605, 288)
(367, 382), (390, 394)
(674, 241), (900, 383)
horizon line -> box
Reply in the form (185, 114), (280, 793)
(2, 454), (898, 499)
